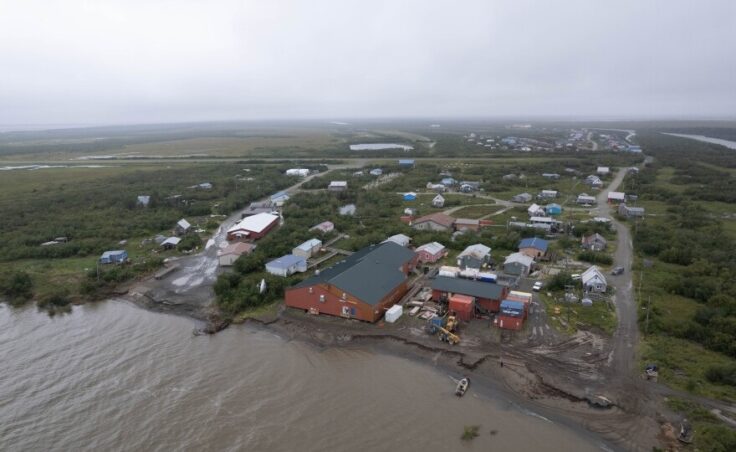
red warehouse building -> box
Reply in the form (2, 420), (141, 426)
(431, 276), (509, 315)
(285, 242), (418, 322)
(227, 212), (279, 241)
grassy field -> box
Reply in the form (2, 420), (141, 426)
(539, 291), (617, 335)
(0, 162), (296, 305)
(642, 336), (736, 402)
(450, 204), (504, 218)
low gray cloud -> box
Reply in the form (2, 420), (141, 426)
(1, 0), (734, 124)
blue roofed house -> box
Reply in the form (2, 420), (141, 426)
(99, 250), (128, 264)
(546, 203), (562, 216)
(403, 192), (417, 201)
(518, 237), (549, 259)
(265, 254), (307, 277)
(441, 177), (456, 186)
(271, 191), (290, 207)
(398, 159), (415, 168)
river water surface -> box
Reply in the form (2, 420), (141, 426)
(663, 133), (736, 150)
(1, 301), (603, 451)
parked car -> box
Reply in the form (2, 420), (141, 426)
(571, 273), (581, 281)
(532, 281), (543, 292)
(611, 266), (625, 275)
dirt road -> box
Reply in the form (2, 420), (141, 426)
(594, 168), (639, 381)
(126, 167), (338, 318)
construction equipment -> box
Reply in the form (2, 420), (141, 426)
(437, 326), (460, 345)
(426, 314), (460, 345)
(445, 313), (458, 332)
(426, 313), (457, 334)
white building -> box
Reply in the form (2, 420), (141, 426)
(576, 194), (597, 205)
(608, 191), (626, 203)
(528, 203), (545, 217)
(582, 266), (607, 293)
(265, 255), (307, 276)
(432, 194), (445, 208)
(539, 190), (558, 199)
(328, 181), (348, 191)
(383, 234), (411, 247)
(292, 238), (323, 258)
(597, 166), (610, 176)
(286, 168), (310, 177)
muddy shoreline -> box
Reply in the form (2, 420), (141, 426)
(118, 288), (678, 451)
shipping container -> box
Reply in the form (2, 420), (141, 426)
(497, 315), (523, 330)
(477, 272), (497, 283)
(500, 300), (525, 317)
(459, 268), (479, 280)
(449, 294), (475, 321)
(439, 265), (460, 278)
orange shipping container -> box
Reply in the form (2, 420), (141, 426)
(449, 294), (475, 321)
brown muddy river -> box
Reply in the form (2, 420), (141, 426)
(0, 301), (608, 451)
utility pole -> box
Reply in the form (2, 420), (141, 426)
(645, 296), (652, 334)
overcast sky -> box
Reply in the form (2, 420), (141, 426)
(1, 0), (735, 125)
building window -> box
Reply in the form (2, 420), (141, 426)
(308, 287), (313, 294)
(341, 292), (347, 301)
(319, 294), (325, 303)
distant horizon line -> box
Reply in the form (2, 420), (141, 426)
(2, 115), (736, 133)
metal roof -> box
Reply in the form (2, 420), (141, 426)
(416, 241), (445, 255)
(458, 244), (491, 259)
(519, 237), (549, 252)
(293, 242), (415, 305)
(500, 300), (525, 310)
(266, 254), (306, 269)
(101, 250), (126, 258)
(504, 252), (534, 267)
(296, 238), (322, 251)
(383, 234), (411, 246)
(413, 212), (455, 228)
(228, 212), (279, 234)
(431, 276), (506, 300)
(161, 237), (181, 246)
(582, 266), (606, 285)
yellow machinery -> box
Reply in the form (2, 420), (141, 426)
(445, 314), (458, 333)
(438, 326), (460, 345)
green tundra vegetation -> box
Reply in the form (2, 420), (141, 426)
(0, 163), (297, 307)
(630, 132), (736, 403)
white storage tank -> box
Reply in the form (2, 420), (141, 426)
(459, 268), (479, 280)
(385, 305), (403, 323)
(438, 266), (460, 278)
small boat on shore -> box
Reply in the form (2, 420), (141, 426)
(455, 377), (469, 397)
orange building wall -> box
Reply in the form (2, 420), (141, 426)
(285, 281), (409, 323)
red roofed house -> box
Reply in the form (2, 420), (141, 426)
(411, 212), (455, 231)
